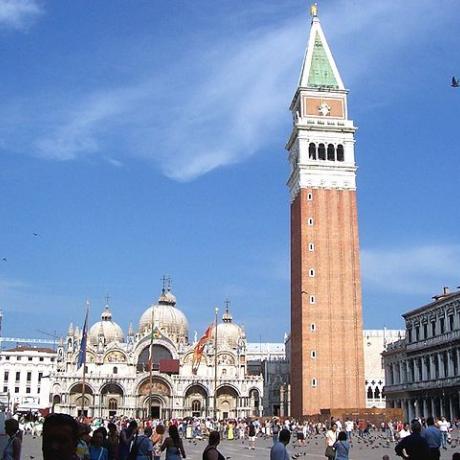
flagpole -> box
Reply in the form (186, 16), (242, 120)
(149, 306), (154, 420)
(213, 307), (218, 420)
(81, 300), (89, 418)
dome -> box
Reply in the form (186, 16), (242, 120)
(139, 289), (189, 343)
(88, 306), (124, 346)
(212, 305), (245, 349)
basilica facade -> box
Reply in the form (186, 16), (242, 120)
(49, 288), (263, 419)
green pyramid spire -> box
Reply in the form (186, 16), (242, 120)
(307, 31), (339, 89)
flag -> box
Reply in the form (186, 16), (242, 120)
(77, 308), (89, 370)
(192, 324), (213, 374)
(147, 326), (154, 372)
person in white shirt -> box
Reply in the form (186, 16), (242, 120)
(344, 419), (354, 442)
(325, 423), (338, 460)
(398, 423), (411, 439)
(438, 417), (450, 449)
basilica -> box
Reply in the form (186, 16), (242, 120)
(49, 287), (264, 419)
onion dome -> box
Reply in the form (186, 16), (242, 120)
(212, 303), (245, 349)
(139, 288), (188, 343)
(88, 305), (124, 346)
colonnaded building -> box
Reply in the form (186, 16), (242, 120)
(383, 287), (460, 421)
(49, 288), (265, 419)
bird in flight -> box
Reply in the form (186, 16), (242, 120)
(33, 232), (39, 237)
(1, 258), (7, 262)
(452, 76), (459, 87)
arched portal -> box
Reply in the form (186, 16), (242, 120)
(216, 385), (239, 420)
(138, 378), (171, 420)
(137, 344), (173, 372)
(249, 388), (261, 416)
(69, 383), (94, 417)
(184, 384), (208, 417)
(100, 383), (124, 418)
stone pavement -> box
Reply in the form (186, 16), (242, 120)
(20, 432), (460, 460)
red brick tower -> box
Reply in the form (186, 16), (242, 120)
(286, 6), (365, 417)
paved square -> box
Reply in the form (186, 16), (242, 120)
(20, 431), (460, 460)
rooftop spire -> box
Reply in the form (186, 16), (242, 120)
(298, 4), (345, 90)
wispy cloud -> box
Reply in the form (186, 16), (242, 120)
(0, 0), (42, 29)
(1, 0), (455, 180)
(361, 245), (460, 295)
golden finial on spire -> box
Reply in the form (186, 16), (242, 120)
(310, 2), (318, 18)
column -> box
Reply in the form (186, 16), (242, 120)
(423, 399), (429, 418)
(399, 361), (405, 383)
(405, 361), (411, 383)
(408, 399), (415, 421)
(438, 353), (445, 379)
(422, 357), (427, 381)
(449, 396), (454, 421)
(429, 354), (436, 379)
(404, 400), (410, 422)
(430, 397), (436, 418)
(448, 350), (454, 377)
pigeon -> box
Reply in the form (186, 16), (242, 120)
(1, 258), (6, 262)
(452, 76), (459, 88)
(33, 232), (39, 237)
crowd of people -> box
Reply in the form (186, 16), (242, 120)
(2, 412), (460, 460)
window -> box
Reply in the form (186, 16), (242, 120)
(440, 318), (445, 334)
(27, 372), (32, 382)
(374, 387), (381, 398)
(308, 243), (315, 252)
(4, 371), (9, 382)
(407, 328), (412, 343)
(415, 326), (420, 342)
(38, 373), (43, 383)
(26, 387), (31, 394)
(2, 387), (7, 393)
(449, 315), (454, 331)
(431, 321), (436, 336)
(311, 378), (317, 388)
(5, 356), (9, 361)
(108, 398), (117, 410)
(308, 143), (316, 160)
(337, 144), (344, 162)
(367, 386), (373, 399)
(307, 192), (313, 201)
(310, 323), (316, 332)
(113, 367), (118, 375)
(311, 351), (317, 358)
(318, 143), (326, 160)
(14, 387), (19, 394)
(28, 357), (33, 362)
(15, 372), (20, 382)
(327, 144), (335, 161)
(51, 358), (55, 362)
(39, 357), (44, 362)
(309, 295), (316, 304)
(17, 356), (21, 361)
(192, 400), (201, 412)
(309, 268), (315, 277)
(423, 323), (428, 339)
(307, 218), (314, 226)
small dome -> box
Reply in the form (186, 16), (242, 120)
(88, 306), (124, 346)
(139, 289), (188, 343)
(212, 305), (245, 349)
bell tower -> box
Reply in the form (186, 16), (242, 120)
(286, 5), (365, 416)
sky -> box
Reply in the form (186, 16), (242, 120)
(0, 0), (459, 343)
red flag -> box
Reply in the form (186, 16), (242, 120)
(192, 324), (213, 374)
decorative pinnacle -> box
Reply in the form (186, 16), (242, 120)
(310, 2), (318, 18)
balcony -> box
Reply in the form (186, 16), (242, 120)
(406, 329), (460, 352)
(384, 375), (460, 394)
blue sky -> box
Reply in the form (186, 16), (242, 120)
(0, 0), (459, 343)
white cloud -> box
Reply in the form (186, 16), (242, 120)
(361, 245), (460, 295)
(2, 0), (456, 180)
(0, 0), (42, 29)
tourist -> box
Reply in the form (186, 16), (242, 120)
(202, 431), (225, 460)
(395, 420), (430, 460)
(398, 423), (411, 439)
(270, 428), (290, 460)
(227, 421), (234, 441)
(422, 416), (441, 460)
(119, 421), (138, 460)
(344, 418), (353, 442)
(107, 423), (119, 460)
(438, 416), (450, 450)
(247, 421), (256, 450)
(76, 424), (91, 460)
(89, 430), (109, 460)
(160, 425), (186, 459)
(324, 422), (338, 460)
(452, 453), (460, 460)
(152, 425), (165, 460)
(130, 427), (153, 460)
(2, 418), (21, 460)
(271, 419), (280, 445)
(42, 413), (79, 460)
(333, 431), (350, 460)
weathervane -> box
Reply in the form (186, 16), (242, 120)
(310, 2), (318, 18)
